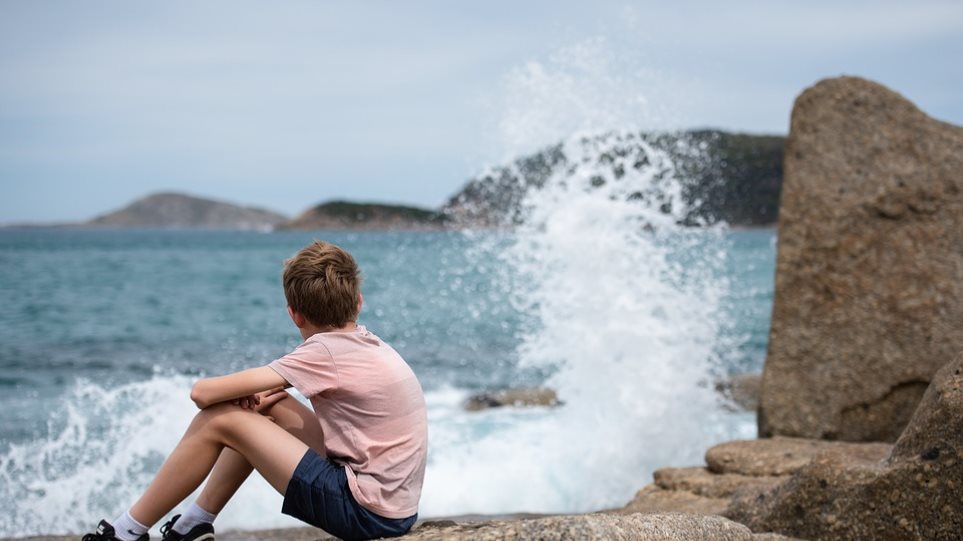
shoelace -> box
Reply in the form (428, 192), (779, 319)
(159, 514), (181, 538)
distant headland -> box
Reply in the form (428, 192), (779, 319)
(4, 129), (785, 231)
(87, 192), (288, 230)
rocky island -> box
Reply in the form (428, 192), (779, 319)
(443, 129), (784, 228)
(86, 192), (287, 230)
(278, 200), (448, 231)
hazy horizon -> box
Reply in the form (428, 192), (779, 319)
(3, 1), (962, 224)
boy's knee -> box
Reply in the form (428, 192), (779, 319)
(194, 403), (257, 436)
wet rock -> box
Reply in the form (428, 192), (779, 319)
(729, 352), (963, 540)
(463, 388), (561, 411)
(759, 76), (963, 441)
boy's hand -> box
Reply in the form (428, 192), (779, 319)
(253, 387), (290, 414)
(229, 387), (289, 414)
(231, 395), (260, 410)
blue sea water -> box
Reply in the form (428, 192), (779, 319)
(0, 226), (775, 534)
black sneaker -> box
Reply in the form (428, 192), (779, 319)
(159, 514), (215, 541)
(82, 519), (149, 541)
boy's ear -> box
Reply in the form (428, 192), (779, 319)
(287, 306), (306, 328)
(357, 293), (364, 316)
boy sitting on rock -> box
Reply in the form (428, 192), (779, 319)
(83, 240), (428, 541)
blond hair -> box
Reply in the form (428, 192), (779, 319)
(283, 240), (361, 327)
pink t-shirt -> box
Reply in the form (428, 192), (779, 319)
(268, 325), (427, 519)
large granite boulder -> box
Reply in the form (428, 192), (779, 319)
(759, 76), (963, 441)
(730, 352), (963, 540)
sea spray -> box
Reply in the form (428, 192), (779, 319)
(0, 375), (302, 535)
(419, 131), (743, 515)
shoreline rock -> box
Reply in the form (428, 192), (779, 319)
(729, 351), (963, 540)
(715, 373), (761, 411)
(759, 76), (963, 442)
(4, 514), (796, 541)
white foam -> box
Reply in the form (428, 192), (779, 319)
(419, 130), (751, 516)
(418, 40), (753, 516)
(0, 375), (301, 536)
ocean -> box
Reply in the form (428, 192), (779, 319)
(0, 135), (777, 536)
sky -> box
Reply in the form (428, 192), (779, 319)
(1, 1), (961, 224)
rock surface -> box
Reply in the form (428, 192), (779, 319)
(621, 437), (889, 521)
(706, 437), (891, 477)
(715, 373), (761, 411)
(621, 483), (731, 516)
(13, 514), (797, 541)
(730, 352), (963, 540)
(402, 514), (790, 541)
(88, 192), (288, 229)
(759, 76), (963, 441)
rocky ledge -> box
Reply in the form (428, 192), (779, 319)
(402, 514), (796, 541)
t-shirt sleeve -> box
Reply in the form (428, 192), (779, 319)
(267, 340), (338, 398)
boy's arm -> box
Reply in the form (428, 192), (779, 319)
(190, 366), (290, 409)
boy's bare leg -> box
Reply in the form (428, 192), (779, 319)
(126, 402), (316, 526)
(193, 449), (253, 515)
(195, 395), (325, 514)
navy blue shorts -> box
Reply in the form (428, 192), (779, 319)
(281, 449), (417, 541)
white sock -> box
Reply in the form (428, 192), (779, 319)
(173, 502), (217, 534)
(111, 511), (149, 541)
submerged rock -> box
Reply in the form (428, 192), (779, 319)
(759, 76), (963, 441)
(463, 388), (561, 411)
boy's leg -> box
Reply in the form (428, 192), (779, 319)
(126, 402), (314, 527)
(194, 395), (325, 514)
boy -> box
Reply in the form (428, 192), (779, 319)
(83, 240), (428, 541)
